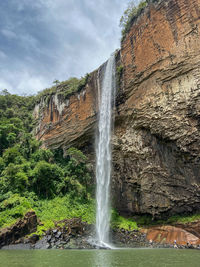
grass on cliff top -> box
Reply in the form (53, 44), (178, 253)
(120, 0), (160, 42)
(120, 0), (148, 42)
(35, 74), (89, 105)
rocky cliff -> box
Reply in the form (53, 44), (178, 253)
(34, 0), (200, 218)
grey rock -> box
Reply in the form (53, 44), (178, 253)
(1, 243), (32, 250)
(35, 237), (50, 249)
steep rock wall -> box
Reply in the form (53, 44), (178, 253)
(34, 69), (102, 152)
(34, 0), (200, 218)
(113, 0), (200, 217)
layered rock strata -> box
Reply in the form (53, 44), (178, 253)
(113, 0), (200, 217)
(34, 0), (200, 217)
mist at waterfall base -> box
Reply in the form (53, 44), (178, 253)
(95, 54), (116, 248)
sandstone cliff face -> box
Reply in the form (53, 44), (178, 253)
(34, 0), (200, 218)
(34, 70), (98, 151)
(113, 0), (200, 218)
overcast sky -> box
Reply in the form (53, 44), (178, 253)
(0, 0), (139, 95)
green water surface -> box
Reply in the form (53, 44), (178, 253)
(0, 249), (199, 267)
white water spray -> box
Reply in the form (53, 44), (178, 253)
(95, 54), (116, 248)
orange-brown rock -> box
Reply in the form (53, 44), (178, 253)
(34, 70), (100, 150)
(141, 225), (200, 245)
(34, 0), (200, 218)
(174, 220), (200, 238)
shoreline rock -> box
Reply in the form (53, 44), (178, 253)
(0, 211), (37, 249)
(1, 214), (200, 250)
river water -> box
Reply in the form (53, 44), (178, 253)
(0, 249), (199, 267)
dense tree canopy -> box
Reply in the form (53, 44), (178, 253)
(0, 90), (92, 211)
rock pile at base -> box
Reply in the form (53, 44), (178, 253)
(32, 218), (95, 249)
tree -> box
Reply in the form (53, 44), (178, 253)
(0, 157), (5, 173)
(53, 79), (60, 86)
(32, 161), (64, 198)
(3, 146), (22, 165)
(1, 163), (29, 193)
(0, 89), (10, 96)
(58, 148), (92, 198)
(31, 149), (53, 163)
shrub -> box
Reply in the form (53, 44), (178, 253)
(116, 65), (124, 88)
(0, 193), (31, 228)
(111, 210), (138, 230)
(35, 73), (90, 105)
(120, 0), (148, 41)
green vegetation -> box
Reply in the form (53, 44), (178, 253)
(0, 90), (35, 156)
(136, 213), (200, 227)
(0, 192), (95, 234)
(53, 79), (60, 86)
(0, 90), (93, 233)
(0, 134), (92, 200)
(166, 213), (200, 224)
(120, 0), (148, 41)
(32, 196), (95, 236)
(111, 210), (138, 231)
(0, 193), (32, 228)
(116, 65), (124, 88)
(35, 74), (89, 105)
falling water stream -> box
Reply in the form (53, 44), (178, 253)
(95, 54), (116, 248)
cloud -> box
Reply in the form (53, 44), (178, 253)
(0, 50), (7, 59)
(1, 29), (17, 39)
(0, 69), (48, 95)
(0, 0), (134, 95)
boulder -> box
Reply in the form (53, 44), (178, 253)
(0, 211), (37, 248)
(141, 225), (200, 246)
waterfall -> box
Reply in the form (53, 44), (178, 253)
(95, 54), (116, 247)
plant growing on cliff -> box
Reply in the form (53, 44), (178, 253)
(35, 73), (90, 105)
(120, 0), (148, 41)
(116, 64), (124, 88)
(53, 79), (60, 86)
